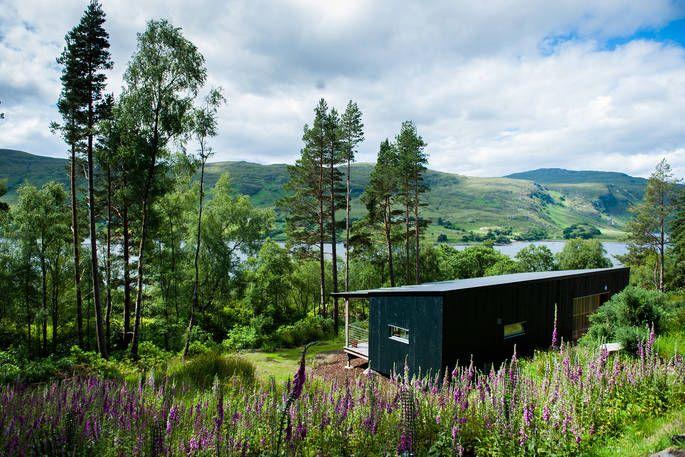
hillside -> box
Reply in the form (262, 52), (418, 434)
(0, 149), (646, 240)
(0, 149), (70, 197)
(506, 168), (646, 222)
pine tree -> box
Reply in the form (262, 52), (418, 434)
(363, 139), (400, 286)
(282, 101), (328, 316)
(396, 121), (428, 284)
(340, 101), (364, 292)
(55, 0), (112, 356)
(624, 159), (678, 290)
(323, 106), (345, 333)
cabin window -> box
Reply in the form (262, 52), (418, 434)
(389, 325), (409, 344)
(572, 294), (602, 340)
(504, 321), (526, 340)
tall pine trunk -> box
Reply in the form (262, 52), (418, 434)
(69, 144), (84, 347)
(40, 254), (47, 355)
(105, 164), (112, 348)
(345, 158), (351, 292)
(405, 193), (411, 284)
(51, 256), (60, 352)
(24, 264), (31, 356)
(318, 159), (326, 317)
(330, 160), (339, 334)
(87, 99), (107, 358)
(122, 200), (131, 345)
(414, 175), (420, 284)
(183, 156), (206, 359)
(384, 196), (395, 287)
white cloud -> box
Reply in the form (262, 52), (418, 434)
(0, 0), (684, 178)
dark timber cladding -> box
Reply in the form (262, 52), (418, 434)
(334, 267), (630, 377)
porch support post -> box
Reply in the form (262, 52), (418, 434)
(344, 297), (349, 349)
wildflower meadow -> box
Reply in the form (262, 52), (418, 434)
(1, 331), (683, 456)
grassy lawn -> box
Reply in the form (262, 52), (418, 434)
(240, 335), (344, 381)
(589, 406), (685, 457)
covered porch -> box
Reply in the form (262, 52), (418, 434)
(337, 292), (371, 367)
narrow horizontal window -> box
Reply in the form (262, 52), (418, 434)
(504, 321), (526, 340)
(389, 325), (409, 344)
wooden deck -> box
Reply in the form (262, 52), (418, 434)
(343, 342), (369, 360)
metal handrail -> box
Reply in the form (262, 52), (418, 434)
(348, 321), (368, 344)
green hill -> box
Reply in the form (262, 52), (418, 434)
(506, 168), (646, 223)
(0, 150), (646, 240)
(0, 149), (70, 199)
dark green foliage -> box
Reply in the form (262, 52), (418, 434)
(436, 233), (448, 243)
(514, 226), (549, 241)
(670, 187), (685, 289)
(0, 346), (125, 383)
(275, 315), (334, 348)
(436, 217), (461, 231)
(462, 227), (513, 243)
(563, 223), (601, 239)
(167, 350), (255, 388)
(582, 286), (668, 352)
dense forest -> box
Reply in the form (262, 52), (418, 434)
(1, 2), (685, 456)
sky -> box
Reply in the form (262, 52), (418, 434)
(1, 1), (684, 178)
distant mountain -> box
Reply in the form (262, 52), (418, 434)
(506, 168), (646, 220)
(0, 150), (647, 240)
(0, 149), (70, 197)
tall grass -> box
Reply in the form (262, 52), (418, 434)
(167, 351), (255, 388)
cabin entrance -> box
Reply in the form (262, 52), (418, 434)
(342, 297), (369, 367)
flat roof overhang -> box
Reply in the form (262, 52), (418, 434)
(331, 266), (629, 299)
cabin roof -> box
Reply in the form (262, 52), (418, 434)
(332, 267), (629, 298)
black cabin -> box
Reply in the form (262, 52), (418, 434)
(334, 267), (629, 377)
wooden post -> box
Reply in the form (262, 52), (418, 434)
(344, 297), (349, 349)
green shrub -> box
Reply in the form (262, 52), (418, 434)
(0, 346), (128, 383)
(274, 315), (334, 348)
(63, 346), (126, 379)
(184, 340), (215, 357)
(222, 325), (261, 350)
(168, 351), (255, 389)
(136, 341), (172, 371)
(582, 286), (668, 353)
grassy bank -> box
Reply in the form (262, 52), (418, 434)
(240, 336), (343, 381)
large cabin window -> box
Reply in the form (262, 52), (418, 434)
(572, 294), (602, 340)
(389, 325), (409, 344)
